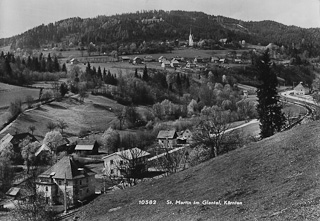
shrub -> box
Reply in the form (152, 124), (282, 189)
(8, 99), (22, 117)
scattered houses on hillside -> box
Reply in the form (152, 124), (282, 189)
(36, 155), (96, 206)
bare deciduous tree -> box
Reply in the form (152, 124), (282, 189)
(10, 168), (56, 221)
(56, 119), (68, 135)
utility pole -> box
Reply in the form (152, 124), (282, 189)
(64, 172), (67, 214)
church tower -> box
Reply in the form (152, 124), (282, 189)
(188, 28), (194, 47)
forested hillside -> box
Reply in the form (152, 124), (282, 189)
(2, 10), (320, 55)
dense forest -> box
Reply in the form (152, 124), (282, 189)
(2, 10), (320, 56)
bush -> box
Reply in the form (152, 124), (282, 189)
(25, 95), (34, 108)
(9, 99), (22, 117)
(189, 146), (211, 166)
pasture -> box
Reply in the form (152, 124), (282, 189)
(0, 94), (124, 139)
(0, 82), (40, 108)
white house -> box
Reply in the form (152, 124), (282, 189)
(170, 59), (180, 68)
(294, 82), (306, 95)
(36, 156), (96, 206)
(161, 60), (171, 68)
(102, 148), (150, 178)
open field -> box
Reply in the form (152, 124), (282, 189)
(0, 94), (124, 139)
(0, 82), (40, 108)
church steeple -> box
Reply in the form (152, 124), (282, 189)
(189, 27), (193, 47)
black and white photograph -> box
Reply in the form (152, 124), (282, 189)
(1, 0), (320, 220)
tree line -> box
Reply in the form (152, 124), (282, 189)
(0, 51), (67, 85)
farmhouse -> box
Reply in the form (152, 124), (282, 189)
(133, 57), (142, 65)
(102, 148), (150, 178)
(74, 141), (99, 156)
(211, 57), (220, 63)
(36, 156), (96, 206)
(186, 62), (196, 68)
(144, 55), (154, 62)
(294, 82), (307, 95)
(219, 58), (227, 63)
(157, 129), (178, 148)
(121, 56), (131, 62)
(158, 56), (166, 63)
(161, 60), (171, 68)
(177, 129), (193, 144)
(0, 132), (38, 152)
(170, 59), (180, 68)
(70, 58), (79, 65)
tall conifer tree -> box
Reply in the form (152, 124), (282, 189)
(256, 50), (285, 138)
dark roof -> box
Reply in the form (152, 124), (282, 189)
(157, 129), (177, 139)
(39, 156), (95, 180)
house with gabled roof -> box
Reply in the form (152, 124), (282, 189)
(36, 155), (96, 206)
(102, 147), (150, 178)
(75, 142), (99, 156)
(177, 129), (193, 144)
(294, 82), (307, 95)
(157, 129), (178, 148)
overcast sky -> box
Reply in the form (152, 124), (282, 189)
(0, 0), (319, 38)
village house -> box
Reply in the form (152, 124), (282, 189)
(133, 57), (142, 65)
(70, 58), (79, 65)
(186, 62), (196, 68)
(161, 60), (171, 68)
(194, 57), (203, 63)
(294, 82), (307, 95)
(170, 59), (180, 68)
(74, 141), (99, 156)
(143, 55), (154, 62)
(157, 129), (178, 148)
(0, 132), (38, 153)
(211, 57), (220, 63)
(158, 56), (166, 63)
(102, 148), (150, 178)
(177, 129), (193, 145)
(36, 156), (96, 206)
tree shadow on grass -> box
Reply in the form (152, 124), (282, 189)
(47, 103), (68, 110)
(21, 113), (37, 123)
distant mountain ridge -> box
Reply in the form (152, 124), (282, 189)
(1, 10), (320, 51)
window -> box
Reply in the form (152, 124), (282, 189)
(110, 160), (114, 165)
(110, 169), (114, 174)
(120, 160), (123, 165)
(58, 180), (61, 185)
(45, 186), (48, 191)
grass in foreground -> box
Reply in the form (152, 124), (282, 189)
(76, 120), (320, 221)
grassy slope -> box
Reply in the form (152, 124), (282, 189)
(0, 95), (122, 139)
(77, 121), (320, 221)
(0, 82), (40, 108)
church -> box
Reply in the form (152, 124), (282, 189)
(188, 28), (194, 47)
